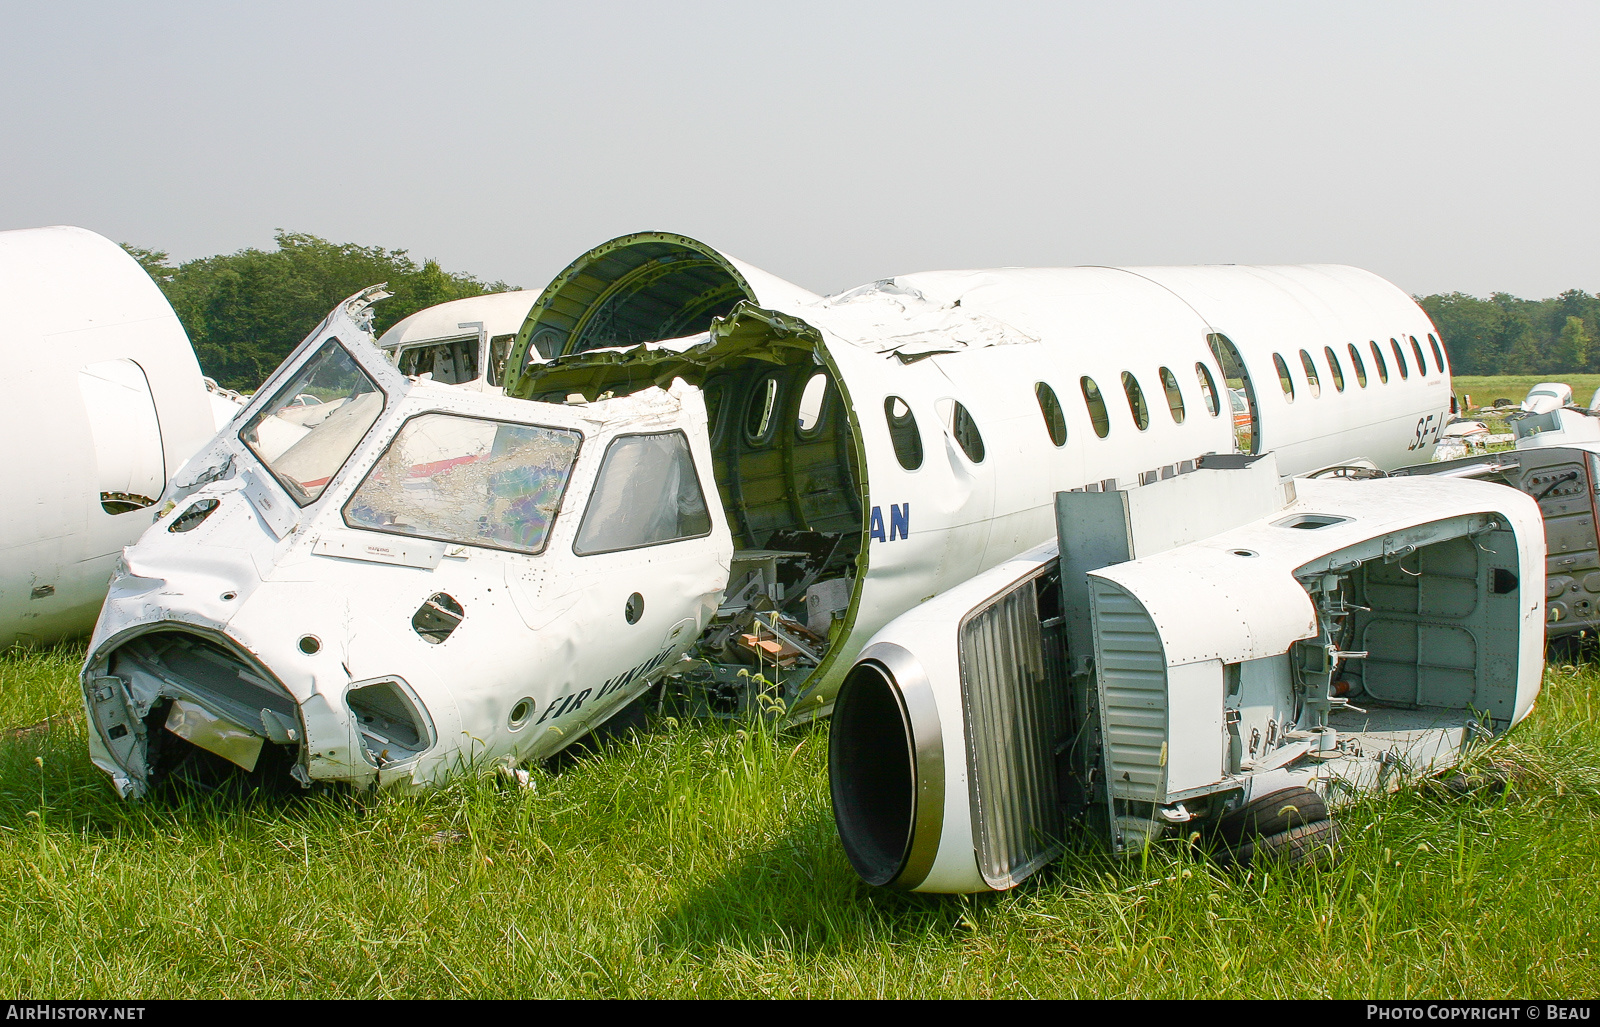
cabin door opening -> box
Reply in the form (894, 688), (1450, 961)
(683, 355), (865, 709)
(1208, 333), (1258, 455)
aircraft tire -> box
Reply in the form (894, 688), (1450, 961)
(1225, 817), (1340, 869)
(1213, 786), (1328, 847)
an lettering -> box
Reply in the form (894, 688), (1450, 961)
(889, 502), (910, 541)
(869, 506), (886, 543)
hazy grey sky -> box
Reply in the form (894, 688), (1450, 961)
(4, 1), (1595, 299)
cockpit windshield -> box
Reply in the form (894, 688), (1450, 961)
(343, 412), (581, 555)
(240, 340), (386, 506)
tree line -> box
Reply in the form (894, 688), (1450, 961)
(124, 231), (518, 390)
(123, 232), (1593, 387)
(1419, 290), (1598, 377)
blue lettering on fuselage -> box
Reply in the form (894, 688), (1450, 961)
(869, 503), (910, 543)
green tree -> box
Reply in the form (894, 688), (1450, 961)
(122, 232), (517, 390)
(1554, 315), (1593, 374)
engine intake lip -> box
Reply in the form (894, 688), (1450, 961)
(829, 642), (943, 889)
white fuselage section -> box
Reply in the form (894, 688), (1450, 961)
(0, 226), (218, 648)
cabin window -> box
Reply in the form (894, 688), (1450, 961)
(1390, 339), (1409, 379)
(1429, 333), (1447, 374)
(398, 337), (478, 385)
(744, 375), (781, 445)
(574, 431), (712, 555)
(488, 334), (515, 387)
(1158, 366), (1185, 423)
(1035, 382), (1068, 447)
(1410, 336), (1428, 376)
(1324, 346), (1346, 392)
(943, 400), (986, 462)
(242, 340), (386, 506)
(1122, 372), (1150, 430)
(1207, 334), (1258, 454)
(1299, 350), (1321, 399)
(1273, 353), (1296, 401)
(1369, 341), (1389, 383)
(1081, 377), (1111, 438)
(1348, 344), (1368, 387)
(1195, 362), (1220, 416)
(797, 371), (829, 436)
(885, 396), (923, 470)
(344, 412), (581, 555)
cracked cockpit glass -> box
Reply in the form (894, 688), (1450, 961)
(240, 340), (386, 505)
(343, 413), (581, 554)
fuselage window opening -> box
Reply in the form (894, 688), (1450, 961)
(1195, 362), (1220, 416)
(1207, 333), (1257, 454)
(1409, 336), (1429, 376)
(1369, 341), (1390, 383)
(1081, 377), (1111, 439)
(1347, 344), (1368, 387)
(1122, 371), (1150, 430)
(885, 396), (923, 470)
(488, 334), (515, 387)
(1298, 350), (1321, 399)
(1323, 346), (1346, 392)
(744, 374), (781, 445)
(1158, 366), (1185, 423)
(1429, 333), (1448, 375)
(944, 400), (986, 462)
(797, 371), (829, 437)
(1273, 353), (1296, 402)
(1035, 382), (1068, 447)
(1390, 338), (1410, 380)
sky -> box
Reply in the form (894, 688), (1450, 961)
(3, 1), (1596, 299)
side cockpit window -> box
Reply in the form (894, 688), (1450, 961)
(242, 340), (386, 506)
(574, 432), (712, 555)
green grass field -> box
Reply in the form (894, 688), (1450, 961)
(1453, 376), (1600, 411)
(2, 641), (1597, 998)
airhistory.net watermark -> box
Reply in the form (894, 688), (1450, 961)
(4, 1006), (145, 1020)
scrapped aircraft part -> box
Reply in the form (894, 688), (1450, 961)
(346, 678), (434, 766)
(1392, 405), (1600, 642)
(168, 498), (220, 533)
(831, 457), (1544, 892)
(412, 593), (464, 644)
(507, 233), (1451, 722)
(377, 291), (538, 393)
(86, 307), (732, 795)
(0, 227), (218, 648)
(165, 698), (264, 772)
(89, 232), (1458, 798)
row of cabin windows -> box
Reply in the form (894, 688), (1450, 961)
(1271, 334), (1447, 403)
(884, 359), (1226, 470)
(882, 331), (1449, 469)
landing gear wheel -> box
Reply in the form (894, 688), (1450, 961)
(1227, 817), (1340, 869)
(1211, 787), (1339, 868)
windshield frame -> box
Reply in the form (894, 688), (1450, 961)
(239, 337), (390, 508)
(339, 409), (585, 557)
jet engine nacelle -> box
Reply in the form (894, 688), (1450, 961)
(830, 458), (1545, 892)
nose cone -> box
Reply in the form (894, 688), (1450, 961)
(84, 538), (471, 797)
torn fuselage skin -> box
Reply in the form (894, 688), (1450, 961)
(83, 287), (732, 797)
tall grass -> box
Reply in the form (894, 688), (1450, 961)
(1, 643), (1595, 998)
